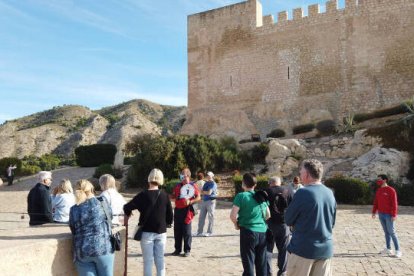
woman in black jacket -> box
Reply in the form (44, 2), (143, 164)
(124, 168), (173, 276)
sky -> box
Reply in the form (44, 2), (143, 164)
(0, 0), (346, 124)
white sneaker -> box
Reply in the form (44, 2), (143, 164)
(192, 232), (202, 237)
(395, 250), (402, 258)
(204, 233), (211, 237)
(380, 248), (393, 256)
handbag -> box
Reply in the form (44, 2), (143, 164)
(112, 231), (122, 251)
(133, 190), (160, 241)
(98, 197), (122, 251)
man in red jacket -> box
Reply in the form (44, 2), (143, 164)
(171, 168), (201, 257)
(372, 174), (402, 258)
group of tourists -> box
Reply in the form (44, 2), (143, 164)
(229, 159), (402, 276)
(25, 158), (402, 276)
(27, 171), (126, 275)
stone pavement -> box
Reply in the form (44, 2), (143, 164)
(0, 167), (413, 275)
(125, 203), (414, 276)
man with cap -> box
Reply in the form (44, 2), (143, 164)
(195, 171), (218, 237)
(27, 171), (54, 225)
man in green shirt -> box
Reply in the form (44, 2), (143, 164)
(230, 173), (270, 276)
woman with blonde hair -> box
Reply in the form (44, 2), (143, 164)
(99, 174), (126, 226)
(51, 179), (75, 223)
(69, 179), (114, 276)
(124, 168), (173, 276)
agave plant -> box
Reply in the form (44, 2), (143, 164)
(342, 113), (356, 133)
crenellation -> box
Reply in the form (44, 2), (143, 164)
(308, 4), (320, 17)
(326, 0), (339, 13)
(263, 15), (274, 26)
(293, 8), (303, 20)
(345, 0), (358, 8)
(278, 11), (288, 22)
(184, 0), (414, 139)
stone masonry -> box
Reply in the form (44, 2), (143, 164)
(181, 0), (414, 140)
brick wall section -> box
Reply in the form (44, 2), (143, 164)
(181, 0), (414, 140)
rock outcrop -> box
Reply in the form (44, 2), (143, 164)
(265, 131), (411, 184)
(0, 100), (186, 158)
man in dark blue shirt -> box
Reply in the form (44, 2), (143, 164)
(285, 159), (336, 276)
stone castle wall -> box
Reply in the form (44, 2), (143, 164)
(181, 0), (414, 139)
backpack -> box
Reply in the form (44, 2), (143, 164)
(271, 192), (288, 215)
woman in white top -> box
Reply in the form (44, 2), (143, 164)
(52, 179), (75, 223)
(99, 174), (126, 225)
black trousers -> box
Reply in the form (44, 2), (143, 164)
(174, 208), (192, 253)
(240, 227), (267, 276)
(266, 222), (291, 276)
(7, 176), (14, 186)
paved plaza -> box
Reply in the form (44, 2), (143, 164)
(0, 167), (413, 275)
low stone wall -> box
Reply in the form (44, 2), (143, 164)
(0, 224), (126, 276)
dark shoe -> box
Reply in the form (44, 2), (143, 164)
(184, 252), (191, 257)
(171, 251), (181, 256)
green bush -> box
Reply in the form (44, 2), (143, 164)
(251, 143), (269, 164)
(93, 164), (114, 179)
(164, 179), (180, 195)
(20, 164), (42, 176)
(395, 184), (414, 206)
(292, 123), (315, 135)
(325, 176), (370, 204)
(124, 156), (135, 165)
(316, 120), (336, 136)
(22, 154), (61, 171)
(267, 129), (286, 138)
(233, 175), (269, 195)
(58, 154), (77, 166)
(0, 157), (22, 177)
(126, 135), (248, 188)
(75, 144), (117, 167)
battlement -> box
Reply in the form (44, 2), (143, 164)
(261, 0), (410, 27)
(189, 0), (407, 31)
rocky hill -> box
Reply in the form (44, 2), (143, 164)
(0, 100), (186, 158)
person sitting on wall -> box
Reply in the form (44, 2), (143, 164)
(51, 178), (75, 223)
(27, 171), (54, 226)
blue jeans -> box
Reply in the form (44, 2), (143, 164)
(140, 232), (167, 276)
(240, 227), (267, 276)
(75, 253), (114, 276)
(378, 213), (400, 251)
